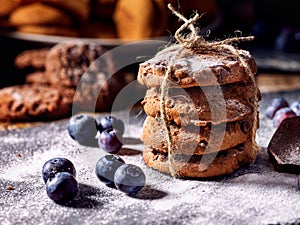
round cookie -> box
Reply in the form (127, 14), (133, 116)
(45, 41), (111, 88)
(143, 138), (256, 178)
(142, 79), (261, 125)
(9, 3), (73, 26)
(137, 45), (257, 88)
(0, 84), (74, 121)
(141, 115), (254, 155)
(45, 41), (125, 111)
(15, 48), (50, 70)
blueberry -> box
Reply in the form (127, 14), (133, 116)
(114, 164), (146, 194)
(42, 158), (76, 183)
(265, 98), (289, 119)
(273, 107), (296, 127)
(67, 114), (98, 147)
(97, 116), (124, 135)
(46, 172), (78, 204)
(290, 100), (300, 116)
(98, 128), (123, 154)
(95, 155), (125, 186)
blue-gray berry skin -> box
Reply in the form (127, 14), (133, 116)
(114, 164), (146, 194)
(265, 98), (289, 119)
(290, 100), (300, 116)
(95, 155), (125, 186)
(97, 116), (125, 135)
(67, 114), (98, 147)
(46, 172), (78, 204)
(42, 158), (76, 183)
(98, 128), (123, 154)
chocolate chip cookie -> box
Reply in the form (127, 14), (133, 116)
(45, 41), (112, 88)
(141, 115), (254, 155)
(137, 46), (257, 88)
(45, 41), (125, 111)
(0, 84), (74, 121)
(142, 79), (261, 125)
(143, 138), (255, 178)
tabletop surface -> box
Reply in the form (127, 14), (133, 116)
(0, 77), (300, 225)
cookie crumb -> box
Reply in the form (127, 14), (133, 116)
(6, 185), (14, 190)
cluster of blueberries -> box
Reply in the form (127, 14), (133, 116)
(42, 158), (78, 204)
(265, 98), (300, 127)
(42, 114), (146, 204)
(95, 155), (146, 194)
(67, 114), (125, 152)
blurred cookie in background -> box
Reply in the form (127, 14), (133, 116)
(0, 84), (74, 121)
(1, 0), (220, 40)
(0, 0), (19, 17)
(113, 0), (169, 40)
(9, 3), (73, 26)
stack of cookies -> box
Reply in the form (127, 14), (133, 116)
(137, 46), (261, 178)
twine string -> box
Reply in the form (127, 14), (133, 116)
(159, 50), (182, 178)
(159, 4), (259, 178)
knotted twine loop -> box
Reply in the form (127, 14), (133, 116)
(160, 4), (259, 178)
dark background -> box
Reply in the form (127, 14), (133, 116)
(217, 0), (300, 50)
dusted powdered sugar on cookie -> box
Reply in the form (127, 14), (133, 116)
(141, 116), (254, 155)
(138, 47), (257, 88)
(142, 79), (261, 125)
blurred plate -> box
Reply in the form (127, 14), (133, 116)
(1, 30), (123, 46)
(0, 30), (169, 47)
